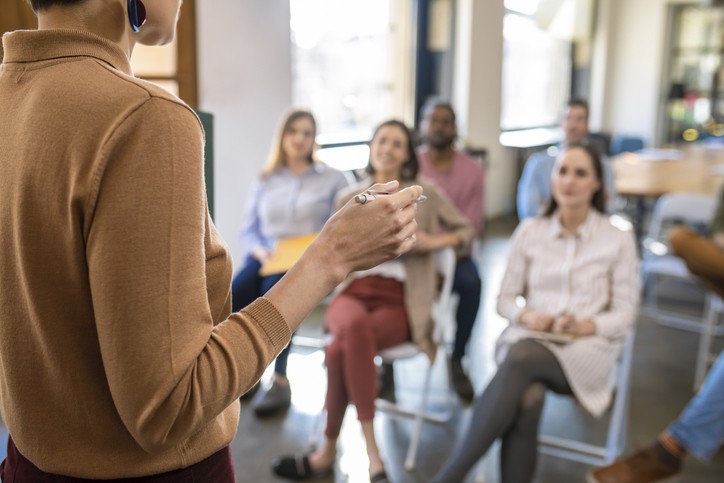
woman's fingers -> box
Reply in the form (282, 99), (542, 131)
(314, 184), (424, 278)
(367, 180), (400, 194)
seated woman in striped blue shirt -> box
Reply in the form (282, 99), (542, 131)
(433, 142), (640, 483)
(232, 109), (349, 417)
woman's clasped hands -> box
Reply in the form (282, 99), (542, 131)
(520, 310), (596, 338)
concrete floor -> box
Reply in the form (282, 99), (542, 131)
(1, 216), (723, 482)
(227, 216), (724, 483)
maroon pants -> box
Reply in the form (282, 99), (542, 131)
(324, 276), (410, 438)
(0, 436), (234, 482)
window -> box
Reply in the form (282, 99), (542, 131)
(130, 0), (198, 108)
(500, 0), (572, 131)
(662, 4), (723, 143)
(290, 0), (413, 171)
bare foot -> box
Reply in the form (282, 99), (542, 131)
(368, 456), (386, 479)
(308, 440), (336, 472)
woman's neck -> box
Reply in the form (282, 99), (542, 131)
(427, 146), (454, 171)
(373, 171), (399, 185)
(37, 3), (134, 57)
(558, 205), (590, 234)
(286, 157), (311, 176)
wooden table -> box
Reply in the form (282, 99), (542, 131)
(612, 146), (724, 198)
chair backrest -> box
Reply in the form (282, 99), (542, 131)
(609, 135), (644, 156)
(536, 328), (636, 467)
(377, 247), (457, 362)
(646, 193), (717, 245)
(432, 247), (457, 344)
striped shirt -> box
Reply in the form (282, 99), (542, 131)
(239, 163), (349, 258)
(496, 210), (640, 416)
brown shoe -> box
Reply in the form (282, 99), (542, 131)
(377, 362), (396, 403)
(450, 357), (474, 403)
(240, 380), (260, 402)
(587, 447), (680, 483)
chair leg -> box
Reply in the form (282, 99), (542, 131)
(694, 296), (719, 390)
(404, 362), (434, 471)
(474, 454), (488, 482)
(604, 332), (634, 464)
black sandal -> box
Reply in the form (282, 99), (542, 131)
(271, 454), (332, 480)
(370, 470), (390, 483)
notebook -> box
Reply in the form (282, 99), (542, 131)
(520, 329), (574, 344)
(259, 233), (318, 276)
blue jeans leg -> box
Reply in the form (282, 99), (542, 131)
(667, 351), (724, 461)
(231, 259), (291, 377)
(231, 256), (263, 312)
(451, 257), (482, 361)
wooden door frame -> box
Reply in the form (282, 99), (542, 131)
(1, 0), (198, 109)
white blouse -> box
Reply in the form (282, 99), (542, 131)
(496, 210), (640, 416)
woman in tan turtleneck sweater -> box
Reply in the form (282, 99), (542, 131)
(0, 1), (422, 480)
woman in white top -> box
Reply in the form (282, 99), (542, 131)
(272, 120), (473, 483)
(433, 142), (639, 483)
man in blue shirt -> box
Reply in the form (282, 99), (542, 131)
(517, 99), (615, 219)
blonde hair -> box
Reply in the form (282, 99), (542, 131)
(262, 109), (317, 176)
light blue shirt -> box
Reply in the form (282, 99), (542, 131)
(516, 144), (616, 219)
(239, 163), (350, 257)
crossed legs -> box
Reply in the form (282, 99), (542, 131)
(432, 339), (572, 483)
(309, 276), (410, 477)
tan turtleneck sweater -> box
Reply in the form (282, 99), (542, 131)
(0, 29), (291, 478)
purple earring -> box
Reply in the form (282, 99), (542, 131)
(127, 0), (147, 32)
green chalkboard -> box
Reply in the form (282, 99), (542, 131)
(196, 111), (214, 220)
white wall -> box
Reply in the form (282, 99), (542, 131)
(453, 0), (516, 218)
(598, 0), (697, 146)
(197, 0), (292, 268)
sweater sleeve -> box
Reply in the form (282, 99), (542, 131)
(592, 229), (640, 339)
(431, 183), (475, 249)
(86, 98), (291, 453)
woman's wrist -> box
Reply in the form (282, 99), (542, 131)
(306, 238), (350, 288)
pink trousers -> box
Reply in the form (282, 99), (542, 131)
(323, 276), (410, 438)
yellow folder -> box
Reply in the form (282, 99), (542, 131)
(259, 233), (319, 276)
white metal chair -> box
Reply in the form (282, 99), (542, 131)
(537, 330), (636, 466)
(695, 293), (724, 390)
(308, 247), (459, 470)
(375, 246), (458, 471)
(476, 330), (636, 481)
(641, 193), (721, 333)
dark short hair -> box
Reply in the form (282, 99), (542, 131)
(365, 120), (419, 181)
(27, 0), (83, 12)
(420, 98), (456, 125)
(543, 141), (605, 217)
(566, 98), (590, 121)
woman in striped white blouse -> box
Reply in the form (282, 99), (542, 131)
(433, 143), (640, 483)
